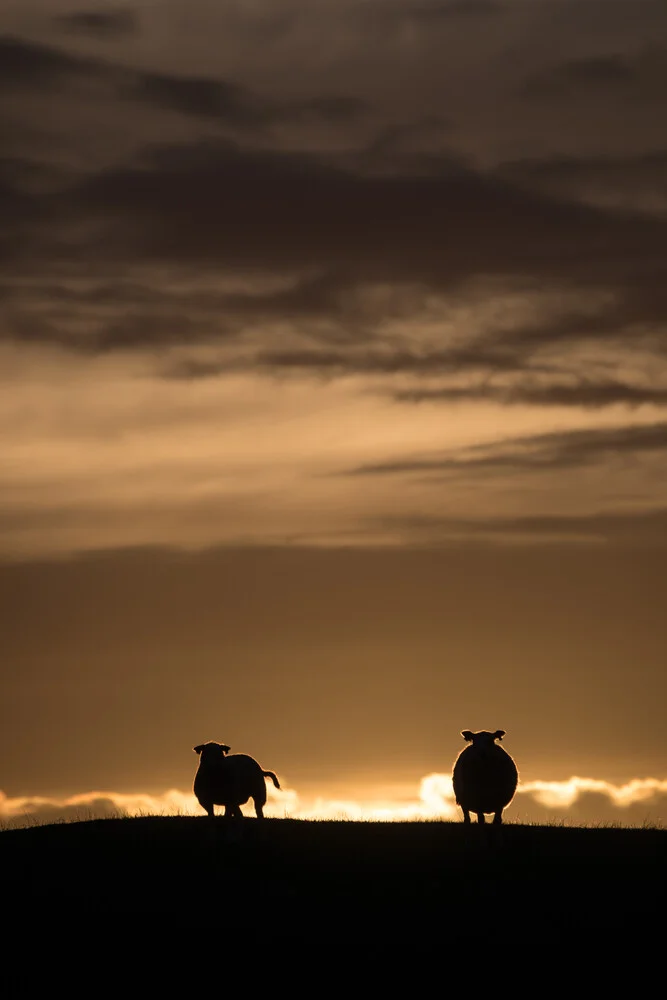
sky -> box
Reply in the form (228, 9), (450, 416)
(1, 0), (667, 827)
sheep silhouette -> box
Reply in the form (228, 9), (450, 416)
(193, 742), (281, 819)
(452, 730), (518, 825)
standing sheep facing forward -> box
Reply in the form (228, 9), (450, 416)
(452, 730), (518, 825)
(193, 742), (281, 819)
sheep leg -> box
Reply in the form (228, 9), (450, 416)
(202, 803), (215, 818)
(461, 808), (471, 823)
(493, 811), (503, 825)
(476, 812), (485, 825)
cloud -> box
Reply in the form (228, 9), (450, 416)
(497, 151), (667, 217)
(559, 55), (635, 85)
(370, 507), (667, 548)
(0, 1), (666, 563)
(395, 378), (667, 409)
(524, 54), (635, 99)
(3, 133), (664, 376)
(125, 71), (365, 127)
(3, 774), (666, 829)
(3, 130), (665, 392)
(411, 0), (502, 19)
(298, 95), (367, 122)
(56, 8), (139, 38)
(0, 33), (363, 133)
(376, 0), (504, 25)
(0, 34), (96, 88)
(516, 776), (667, 826)
(347, 421), (667, 477)
(522, 43), (667, 102)
(70, 138), (663, 278)
(126, 72), (273, 126)
(1, 16), (667, 382)
(247, 344), (523, 377)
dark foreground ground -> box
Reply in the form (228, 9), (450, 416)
(2, 817), (665, 978)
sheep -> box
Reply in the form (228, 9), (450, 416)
(452, 730), (518, 825)
(193, 742), (281, 819)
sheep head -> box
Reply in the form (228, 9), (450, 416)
(461, 730), (506, 745)
(193, 742), (231, 761)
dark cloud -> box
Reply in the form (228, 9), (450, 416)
(360, 118), (454, 171)
(162, 304), (667, 396)
(1, 10), (666, 396)
(522, 57), (627, 100)
(0, 34), (363, 132)
(56, 8), (139, 38)
(404, 0), (503, 21)
(501, 150), (667, 184)
(499, 288), (667, 359)
(395, 379), (667, 409)
(257, 343), (522, 375)
(126, 71), (272, 126)
(522, 44), (667, 100)
(496, 150), (667, 218)
(126, 71), (366, 126)
(486, 507), (667, 545)
(551, 54), (634, 86)
(1, 129), (666, 385)
(0, 168), (59, 264)
(162, 338), (534, 381)
(295, 95), (367, 122)
(67, 138), (664, 281)
(3, 130), (666, 367)
(371, 506), (667, 548)
(347, 421), (667, 477)
(0, 34), (95, 88)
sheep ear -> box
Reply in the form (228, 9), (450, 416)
(193, 745), (206, 754)
(461, 730), (474, 741)
(221, 745), (231, 754)
(493, 730), (506, 741)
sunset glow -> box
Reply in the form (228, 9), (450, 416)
(3, 774), (667, 830)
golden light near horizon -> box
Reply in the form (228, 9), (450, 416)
(3, 774), (667, 830)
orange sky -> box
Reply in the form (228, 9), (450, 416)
(1, 1), (667, 826)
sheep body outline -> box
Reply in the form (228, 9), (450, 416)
(193, 742), (280, 819)
(452, 730), (518, 825)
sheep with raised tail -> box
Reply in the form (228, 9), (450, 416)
(452, 730), (518, 825)
(193, 742), (281, 819)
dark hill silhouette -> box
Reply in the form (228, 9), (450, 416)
(2, 817), (665, 944)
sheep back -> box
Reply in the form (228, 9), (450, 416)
(194, 752), (268, 808)
(453, 742), (518, 815)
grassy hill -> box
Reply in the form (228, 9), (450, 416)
(2, 816), (664, 943)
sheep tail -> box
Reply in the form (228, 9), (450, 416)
(263, 770), (281, 789)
